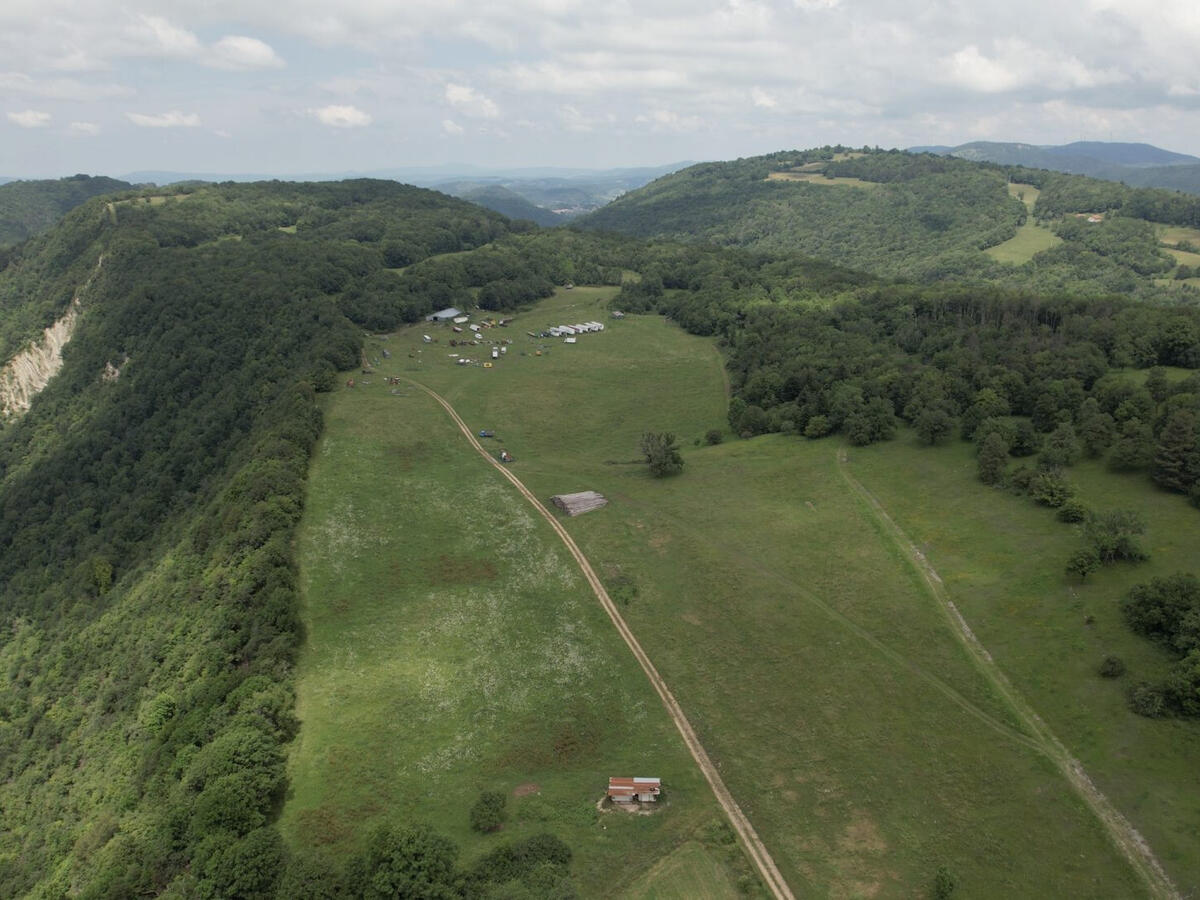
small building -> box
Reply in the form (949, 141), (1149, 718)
(607, 777), (661, 803)
(551, 491), (607, 516)
(426, 307), (463, 322)
(453, 316), (469, 324)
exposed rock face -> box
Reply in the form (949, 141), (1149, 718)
(0, 300), (81, 417)
(0, 254), (102, 418)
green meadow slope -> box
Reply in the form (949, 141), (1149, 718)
(288, 286), (1183, 897)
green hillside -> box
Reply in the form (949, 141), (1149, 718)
(580, 148), (1200, 301)
(1, 159), (1198, 897)
(0, 180), (561, 897)
(0, 174), (132, 248)
(439, 182), (567, 227)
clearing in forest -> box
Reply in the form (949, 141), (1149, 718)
(281, 309), (744, 896)
(986, 184), (1062, 264)
(765, 172), (877, 189)
(360, 286), (1159, 897)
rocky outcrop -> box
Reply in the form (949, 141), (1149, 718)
(0, 255), (102, 418)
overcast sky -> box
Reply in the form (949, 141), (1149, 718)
(2, 0), (1199, 178)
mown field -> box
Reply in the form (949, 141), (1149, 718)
(280, 328), (747, 896)
(353, 287), (1164, 897)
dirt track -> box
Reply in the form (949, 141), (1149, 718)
(837, 449), (1179, 900)
(408, 379), (796, 900)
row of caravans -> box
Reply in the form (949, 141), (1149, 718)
(548, 321), (605, 337)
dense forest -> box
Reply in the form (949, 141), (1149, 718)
(0, 174), (132, 249)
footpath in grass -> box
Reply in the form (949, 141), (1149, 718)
(848, 436), (1200, 897)
(395, 288), (1149, 897)
(281, 361), (743, 896)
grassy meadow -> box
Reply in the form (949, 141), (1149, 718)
(317, 286), (1175, 897)
(848, 437), (1200, 896)
(765, 172), (878, 189)
(986, 183), (1063, 264)
(281, 333), (746, 896)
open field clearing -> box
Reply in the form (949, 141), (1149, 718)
(987, 185), (1060, 263)
(282, 348), (743, 895)
(766, 172), (877, 189)
(1164, 247), (1200, 266)
(984, 220), (1062, 264)
(627, 839), (744, 899)
(849, 437), (1200, 896)
(364, 287), (1156, 897)
(1006, 182), (1040, 210)
(1157, 224), (1200, 248)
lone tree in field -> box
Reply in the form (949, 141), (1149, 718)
(641, 432), (684, 477)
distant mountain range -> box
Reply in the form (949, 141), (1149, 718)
(908, 141), (1200, 195)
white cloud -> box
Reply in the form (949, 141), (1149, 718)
(68, 121), (101, 135)
(208, 35), (285, 70)
(126, 110), (201, 127)
(444, 83), (499, 118)
(129, 15), (202, 59)
(751, 87), (777, 109)
(310, 104), (372, 127)
(7, 109), (50, 128)
(442, 118), (464, 135)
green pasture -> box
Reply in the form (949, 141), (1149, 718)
(766, 172), (878, 189)
(985, 221), (1062, 264)
(281, 335), (742, 895)
(1157, 224), (1200, 248)
(1165, 247), (1200, 267)
(988, 183), (1061, 264)
(1006, 182), (1040, 211)
(627, 840), (744, 899)
(367, 287), (1153, 897)
(849, 437), (1200, 897)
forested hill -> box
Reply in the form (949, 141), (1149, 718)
(0, 174), (132, 248)
(439, 182), (566, 226)
(0, 179), (620, 898)
(579, 147), (1200, 301)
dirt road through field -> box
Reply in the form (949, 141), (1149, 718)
(837, 449), (1178, 900)
(408, 379), (796, 900)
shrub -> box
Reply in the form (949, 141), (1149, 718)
(1128, 682), (1166, 717)
(470, 791), (507, 833)
(804, 415), (831, 439)
(1056, 499), (1088, 523)
(1029, 470), (1072, 507)
(704, 429), (723, 445)
(1098, 656), (1126, 678)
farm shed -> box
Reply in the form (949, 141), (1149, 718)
(426, 307), (463, 322)
(550, 491), (608, 516)
(608, 777), (661, 803)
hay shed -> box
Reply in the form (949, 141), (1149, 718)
(551, 491), (608, 516)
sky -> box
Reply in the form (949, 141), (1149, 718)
(2, 0), (1199, 178)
